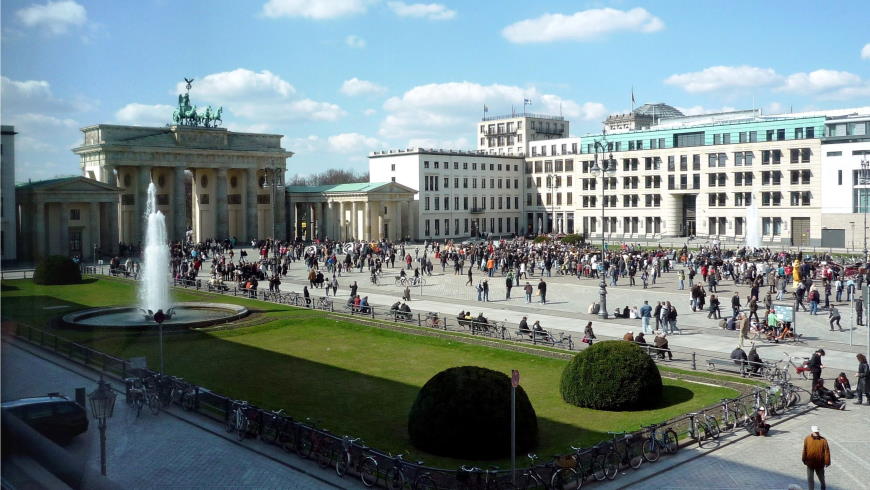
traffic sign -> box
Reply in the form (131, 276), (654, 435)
(511, 369), (520, 388)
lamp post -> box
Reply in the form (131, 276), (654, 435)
(590, 140), (615, 319)
(88, 376), (117, 476)
(861, 157), (870, 264)
(546, 174), (556, 234)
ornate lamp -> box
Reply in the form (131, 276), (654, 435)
(88, 376), (117, 476)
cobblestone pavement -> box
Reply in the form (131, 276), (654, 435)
(1, 338), (354, 489)
(191, 247), (869, 375)
(609, 403), (870, 490)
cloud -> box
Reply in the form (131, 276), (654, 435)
(285, 135), (322, 154)
(364, 108), (377, 116)
(261, 0), (368, 19)
(380, 81), (604, 144)
(863, 43), (870, 60)
(1, 76), (94, 114)
(16, 0), (87, 35)
(664, 65), (781, 93)
(345, 34), (366, 48)
(502, 7), (663, 44)
(340, 78), (386, 96)
(779, 69), (862, 94)
(675, 105), (738, 116)
(115, 103), (175, 126)
(387, 2), (456, 20)
(179, 68), (345, 123)
(328, 132), (384, 153)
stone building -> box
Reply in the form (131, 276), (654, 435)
(1, 125), (17, 261)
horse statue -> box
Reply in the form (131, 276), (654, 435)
(212, 107), (222, 127)
(201, 106), (212, 127)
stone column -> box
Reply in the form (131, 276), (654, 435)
(89, 202), (100, 260)
(337, 201), (345, 241)
(350, 201), (358, 240)
(101, 165), (116, 185)
(106, 200), (119, 256)
(326, 202), (334, 240)
(363, 201), (371, 241)
(245, 167), (258, 240)
(274, 188), (286, 240)
(136, 166), (151, 245)
(319, 202), (327, 240)
(289, 201), (297, 240)
(215, 168), (228, 240)
(394, 201), (403, 242)
(174, 166), (187, 242)
(59, 202), (71, 257)
(34, 199), (46, 260)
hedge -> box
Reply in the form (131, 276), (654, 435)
(33, 255), (82, 285)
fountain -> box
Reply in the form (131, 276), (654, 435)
(62, 182), (248, 329)
(745, 201), (761, 249)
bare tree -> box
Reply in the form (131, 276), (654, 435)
(286, 169), (368, 186)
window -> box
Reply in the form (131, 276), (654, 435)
(762, 217), (771, 235)
(463, 197), (468, 209)
(693, 154), (701, 170)
(680, 155), (688, 171)
(714, 134), (721, 145)
(806, 127), (815, 138)
(795, 127), (804, 139)
(777, 129), (785, 141)
(463, 178), (468, 188)
(739, 132), (747, 143)
(772, 150), (782, 164)
(722, 133), (730, 144)
(839, 170), (843, 185)
(749, 131), (757, 142)
(434, 220), (440, 235)
(762, 150), (770, 165)
(425, 220), (430, 236)
(773, 218), (783, 235)
(391, 163), (396, 171)
(434, 198), (439, 210)
(766, 129), (775, 141)
(70, 209), (81, 220)
(668, 156), (675, 172)
(708, 154), (718, 168)
(675, 132), (704, 147)
(424, 161), (429, 168)
(801, 148), (811, 163)
(424, 197), (430, 210)
(790, 148), (800, 163)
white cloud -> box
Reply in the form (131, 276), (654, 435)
(16, 0), (87, 35)
(179, 68), (345, 123)
(380, 81), (604, 145)
(779, 69), (862, 94)
(285, 135), (322, 154)
(364, 108), (377, 116)
(675, 105), (738, 116)
(340, 78), (386, 96)
(862, 43), (870, 60)
(1, 76), (94, 114)
(387, 2), (456, 20)
(262, 0), (368, 19)
(328, 132), (384, 153)
(502, 7), (663, 44)
(115, 103), (175, 126)
(345, 34), (366, 48)
(664, 65), (781, 93)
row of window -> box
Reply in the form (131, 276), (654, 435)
(423, 176), (520, 191)
(423, 196), (520, 211)
(709, 217), (786, 236)
(526, 193), (575, 206)
(530, 142), (579, 157)
(421, 161), (520, 172)
(577, 216), (663, 234)
(574, 148), (813, 174)
(527, 175), (574, 188)
(585, 126), (817, 153)
(424, 217), (519, 236)
(526, 159), (576, 173)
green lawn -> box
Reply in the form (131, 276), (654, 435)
(1, 278), (738, 468)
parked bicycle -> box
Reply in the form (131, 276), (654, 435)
(457, 465), (505, 490)
(550, 443), (609, 489)
(516, 454), (554, 489)
(125, 377), (146, 417)
(719, 397), (752, 432)
(226, 400), (254, 441)
(603, 431), (643, 479)
(424, 312), (442, 328)
(316, 296), (333, 311)
(686, 412), (720, 447)
(335, 436), (380, 487)
(784, 352), (811, 380)
(640, 423), (679, 463)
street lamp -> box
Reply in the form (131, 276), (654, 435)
(546, 174), (556, 234)
(88, 376), (117, 476)
(590, 140), (615, 320)
(861, 157), (870, 264)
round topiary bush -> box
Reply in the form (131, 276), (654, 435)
(408, 366), (538, 459)
(33, 255), (82, 285)
(560, 340), (662, 411)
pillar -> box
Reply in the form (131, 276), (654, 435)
(34, 199), (46, 260)
(337, 201), (345, 241)
(289, 201), (297, 240)
(274, 181), (286, 240)
(320, 202), (328, 239)
(350, 201), (358, 240)
(59, 202), (71, 257)
(101, 165), (116, 185)
(245, 167), (258, 240)
(363, 201), (370, 241)
(174, 166), (187, 242)
(326, 202), (334, 240)
(106, 200), (119, 256)
(215, 168), (229, 241)
(394, 201), (403, 242)
(136, 166), (151, 245)
(89, 202), (100, 260)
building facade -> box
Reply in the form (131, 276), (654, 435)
(1, 126), (17, 261)
(523, 137), (582, 235)
(369, 149), (524, 240)
(476, 114), (569, 156)
(73, 124), (292, 245)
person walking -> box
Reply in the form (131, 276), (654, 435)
(640, 300), (652, 334)
(801, 426), (830, 490)
(678, 269), (685, 290)
(466, 266), (473, 286)
(653, 301), (662, 331)
(856, 353), (869, 405)
(482, 279), (490, 302)
(731, 292), (742, 319)
(828, 306), (842, 331)
(808, 348), (825, 389)
(505, 273), (513, 300)
(738, 313), (750, 348)
(537, 279), (547, 304)
(524, 282), (533, 303)
(708, 294), (720, 319)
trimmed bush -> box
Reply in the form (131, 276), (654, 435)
(408, 366), (537, 459)
(33, 255), (82, 285)
(560, 340), (662, 411)
(559, 234), (584, 246)
(532, 236), (550, 244)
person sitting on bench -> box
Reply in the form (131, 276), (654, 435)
(518, 316), (531, 337)
(731, 346), (748, 368)
(747, 344), (763, 374)
(399, 301), (412, 320)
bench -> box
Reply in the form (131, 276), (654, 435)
(707, 358), (774, 377)
(390, 310), (414, 322)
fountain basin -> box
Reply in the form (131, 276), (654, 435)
(61, 302), (249, 330)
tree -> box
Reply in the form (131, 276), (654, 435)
(287, 168), (369, 186)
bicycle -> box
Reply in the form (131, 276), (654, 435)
(143, 376), (161, 415)
(125, 377), (146, 417)
(784, 352), (811, 380)
(335, 436), (380, 487)
(259, 409), (289, 445)
(516, 454), (553, 489)
(603, 431), (643, 479)
(457, 465), (505, 490)
(316, 296), (333, 311)
(686, 412), (720, 447)
(169, 377), (196, 411)
(550, 444), (608, 489)
(424, 312), (442, 328)
(719, 397), (752, 432)
(640, 424), (679, 463)
(385, 453), (410, 490)
(226, 400), (252, 441)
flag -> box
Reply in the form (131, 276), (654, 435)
(524, 98), (532, 105)
(483, 104), (488, 113)
(631, 88), (635, 105)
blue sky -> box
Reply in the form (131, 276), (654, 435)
(2, 0), (869, 181)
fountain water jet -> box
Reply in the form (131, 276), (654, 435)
(745, 201), (761, 249)
(139, 182), (171, 314)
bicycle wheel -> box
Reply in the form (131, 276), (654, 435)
(318, 442), (335, 469)
(788, 390), (801, 407)
(414, 473), (438, 490)
(642, 437), (660, 463)
(182, 392), (195, 411)
(603, 450), (620, 480)
(551, 467), (578, 489)
(225, 412), (235, 432)
(148, 394), (160, 415)
(261, 421), (278, 444)
(705, 418), (721, 440)
(236, 418), (247, 441)
(592, 453), (608, 481)
(518, 473), (542, 490)
(336, 452), (350, 478)
(134, 396), (143, 418)
(663, 429), (679, 454)
(385, 467), (405, 490)
(627, 440), (644, 469)
(360, 456), (379, 487)
(297, 433), (313, 459)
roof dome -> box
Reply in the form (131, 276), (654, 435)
(632, 103), (683, 119)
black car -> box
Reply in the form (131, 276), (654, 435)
(2, 394), (89, 444)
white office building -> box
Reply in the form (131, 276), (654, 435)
(476, 114), (569, 156)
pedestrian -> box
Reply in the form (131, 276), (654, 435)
(801, 426), (830, 490)
(678, 269), (685, 290)
(808, 348), (825, 388)
(537, 279), (547, 304)
(731, 292), (741, 318)
(653, 301), (662, 330)
(505, 273), (513, 300)
(482, 279), (490, 302)
(524, 282), (533, 303)
(856, 353), (869, 405)
(856, 296), (864, 326)
(640, 300), (652, 334)
(828, 307), (842, 331)
(466, 267), (473, 286)
(708, 294), (720, 319)
(738, 313), (750, 348)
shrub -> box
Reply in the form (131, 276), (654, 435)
(408, 366), (538, 459)
(559, 234), (584, 245)
(33, 255), (82, 285)
(532, 236), (550, 244)
(560, 341), (662, 411)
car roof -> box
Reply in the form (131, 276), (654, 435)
(1, 394), (75, 409)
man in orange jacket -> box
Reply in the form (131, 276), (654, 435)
(802, 426), (831, 490)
